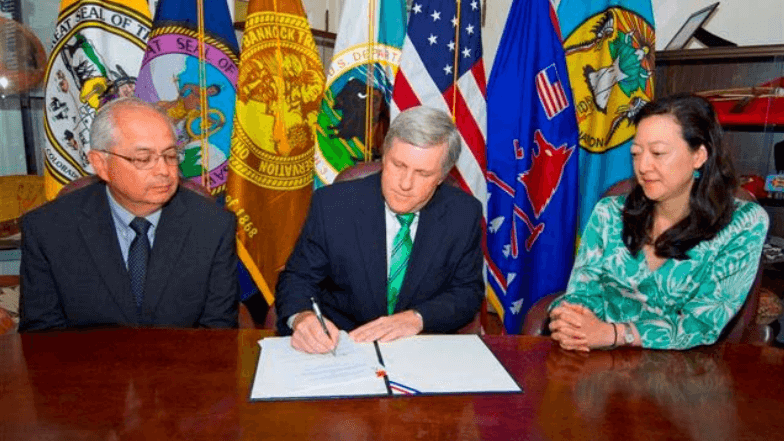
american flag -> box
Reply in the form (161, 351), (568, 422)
(535, 64), (569, 119)
(391, 0), (487, 206)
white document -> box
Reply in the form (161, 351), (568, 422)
(251, 331), (387, 400)
(250, 334), (521, 401)
(380, 335), (522, 395)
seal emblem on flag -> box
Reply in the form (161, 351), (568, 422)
(134, 24), (239, 195)
(562, 7), (654, 153)
(314, 56), (400, 184)
(43, 1), (151, 191)
(230, 10), (325, 191)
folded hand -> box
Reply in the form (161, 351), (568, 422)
(349, 310), (424, 343)
(549, 302), (615, 352)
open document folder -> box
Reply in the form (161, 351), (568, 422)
(250, 332), (522, 401)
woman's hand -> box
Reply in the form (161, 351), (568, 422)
(549, 301), (617, 352)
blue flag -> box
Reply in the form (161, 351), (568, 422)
(486, 0), (579, 334)
(557, 0), (655, 230)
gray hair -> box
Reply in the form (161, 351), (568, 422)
(383, 106), (461, 176)
(89, 97), (176, 152)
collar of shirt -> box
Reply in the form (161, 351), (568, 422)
(106, 186), (162, 266)
(384, 203), (419, 274)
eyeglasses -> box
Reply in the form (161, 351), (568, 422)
(100, 149), (182, 170)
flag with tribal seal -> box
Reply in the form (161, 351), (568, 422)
(42, 0), (152, 200)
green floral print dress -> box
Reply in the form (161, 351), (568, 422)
(554, 196), (769, 350)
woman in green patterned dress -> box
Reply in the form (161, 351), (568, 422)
(549, 94), (769, 351)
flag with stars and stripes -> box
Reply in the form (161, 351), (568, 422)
(390, 0), (487, 207)
(486, 0), (578, 334)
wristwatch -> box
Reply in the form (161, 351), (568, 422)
(622, 323), (634, 345)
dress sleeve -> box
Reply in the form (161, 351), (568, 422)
(634, 202), (769, 349)
(550, 197), (621, 318)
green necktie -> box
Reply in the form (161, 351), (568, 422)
(388, 213), (415, 315)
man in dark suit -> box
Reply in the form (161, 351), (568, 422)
(19, 98), (238, 331)
(276, 106), (484, 353)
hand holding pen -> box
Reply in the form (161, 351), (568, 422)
(290, 298), (340, 355)
(310, 297), (337, 356)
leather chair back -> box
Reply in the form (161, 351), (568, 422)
(334, 161), (383, 183)
(334, 160), (462, 188)
(57, 175), (214, 200)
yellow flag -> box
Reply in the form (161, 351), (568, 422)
(42, 0), (152, 200)
(226, 0), (325, 304)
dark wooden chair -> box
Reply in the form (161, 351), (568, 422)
(520, 178), (772, 345)
(333, 161), (485, 334)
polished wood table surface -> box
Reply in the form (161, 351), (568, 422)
(1, 329), (783, 440)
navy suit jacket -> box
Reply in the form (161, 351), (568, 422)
(19, 181), (239, 331)
(275, 173), (484, 335)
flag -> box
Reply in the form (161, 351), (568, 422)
(557, 0), (655, 230)
(226, 0), (325, 305)
(535, 65), (569, 119)
(391, 0), (487, 204)
(313, 0), (406, 187)
(134, 0), (240, 196)
(485, 0), (579, 334)
(42, 0), (153, 200)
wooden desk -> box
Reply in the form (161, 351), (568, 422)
(1, 329), (783, 440)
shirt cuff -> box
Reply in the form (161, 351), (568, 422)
(287, 313), (299, 330)
(412, 309), (424, 327)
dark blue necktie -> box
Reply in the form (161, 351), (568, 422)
(128, 217), (152, 313)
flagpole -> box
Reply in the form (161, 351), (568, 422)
(451, 0), (461, 122)
(364, 0), (376, 163)
(271, 0), (291, 157)
(197, 0), (210, 190)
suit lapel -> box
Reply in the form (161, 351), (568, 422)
(397, 186), (448, 311)
(78, 183), (137, 322)
(355, 176), (388, 316)
(143, 187), (190, 316)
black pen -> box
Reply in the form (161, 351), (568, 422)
(310, 297), (336, 356)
